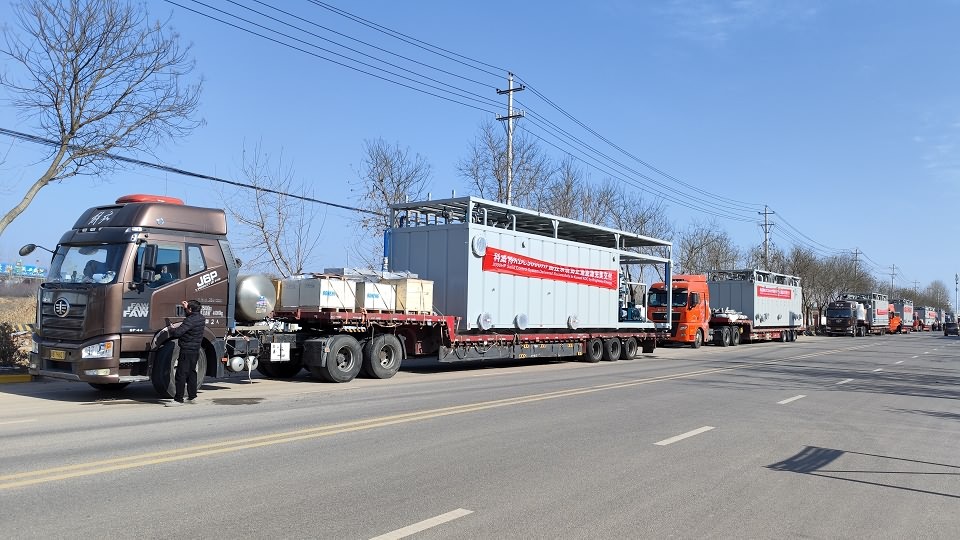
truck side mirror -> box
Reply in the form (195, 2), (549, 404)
(139, 244), (158, 284)
(689, 292), (700, 308)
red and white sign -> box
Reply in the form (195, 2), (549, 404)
(757, 285), (793, 299)
(877, 308), (888, 315)
(482, 247), (618, 289)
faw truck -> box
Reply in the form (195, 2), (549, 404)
(825, 292), (889, 337)
(24, 194), (672, 397)
(647, 269), (803, 348)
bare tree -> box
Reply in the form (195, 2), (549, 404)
(0, 0), (202, 236)
(458, 119), (552, 208)
(676, 220), (741, 274)
(221, 144), (322, 277)
(350, 138), (431, 268)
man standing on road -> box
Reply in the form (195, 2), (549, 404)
(161, 299), (206, 407)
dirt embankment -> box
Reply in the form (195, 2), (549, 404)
(0, 296), (37, 326)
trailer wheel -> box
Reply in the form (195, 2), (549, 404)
(691, 329), (703, 349)
(620, 337), (638, 359)
(309, 335), (363, 383)
(779, 331), (787, 343)
(602, 338), (621, 361)
(362, 335), (403, 379)
(584, 338), (604, 363)
(259, 358), (303, 379)
(151, 341), (207, 398)
(730, 328), (740, 346)
(88, 383), (130, 392)
(641, 339), (656, 354)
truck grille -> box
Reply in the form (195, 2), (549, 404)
(39, 291), (88, 341)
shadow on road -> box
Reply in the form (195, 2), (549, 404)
(767, 445), (960, 499)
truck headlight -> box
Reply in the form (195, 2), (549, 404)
(32, 340), (39, 354)
(678, 325), (688, 331)
(82, 341), (114, 359)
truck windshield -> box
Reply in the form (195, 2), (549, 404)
(826, 308), (851, 318)
(47, 244), (126, 284)
(648, 289), (688, 307)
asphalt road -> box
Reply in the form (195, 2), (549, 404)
(1, 332), (958, 539)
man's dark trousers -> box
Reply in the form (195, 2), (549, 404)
(174, 351), (199, 402)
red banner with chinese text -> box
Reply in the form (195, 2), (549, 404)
(481, 247), (618, 289)
(756, 285), (793, 299)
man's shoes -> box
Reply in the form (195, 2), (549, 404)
(185, 398), (197, 404)
(165, 400), (184, 407)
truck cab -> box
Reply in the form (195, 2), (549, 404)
(25, 194), (237, 394)
(648, 275), (709, 348)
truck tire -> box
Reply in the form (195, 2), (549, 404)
(641, 339), (656, 354)
(719, 327), (731, 347)
(362, 335), (403, 379)
(584, 338), (603, 363)
(309, 335), (363, 383)
(151, 341), (207, 398)
(691, 329), (703, 349)
(602, 338), (621, 361)
(258, 358), (303, 379)
(620, 337), (638, 359)
(730, 329), (740, 346)
(88, 382), (130, 392)
(779, 331), (787, 343)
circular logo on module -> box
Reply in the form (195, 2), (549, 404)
(54, 298), (70, 317)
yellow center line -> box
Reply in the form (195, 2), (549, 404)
(0, 343), (864, 490)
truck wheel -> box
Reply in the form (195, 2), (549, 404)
(691, 329), (703, 349)
(719, 327), (731, 347)
(584, 338), (603, 363)
(641, 339), (656, 354)
(362, 335), (403, 379)
(88, 382), (130, 392)
(730, 329), (740, 346)
(151, 341), (207, 398)
(779, 331), (787, 343)
(602, 338), (621, 361)
(620, 337), (638, 359)
(259, 358), (303, 379)
(309, 335), (363, 383)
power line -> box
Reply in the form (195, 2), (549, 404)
(0, 127), (385, 217)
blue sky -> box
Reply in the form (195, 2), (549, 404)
(1, 0), (959, 294)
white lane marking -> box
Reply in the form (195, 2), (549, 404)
(895, 360), (903, 365)
(912, 355), (918, 358)
(777, 395), (806, 405)
(0, 419), (37, 426)
(654, 426), (715, 446)
(370, 508), (473, 540)
(837, 378), (853, 385)
(873, 368), (883, 372)
(924, 352), (930, 354)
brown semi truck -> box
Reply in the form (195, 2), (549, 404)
(24, 194), (671, 397)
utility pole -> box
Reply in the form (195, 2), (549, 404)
(758, 206), (774, 268)
(955, 273), (958, 311)
(888, 264), (897, 297)
(852, 248), (861, 285)
(496, 72), (524, 206)
(913, 280), (920, 296)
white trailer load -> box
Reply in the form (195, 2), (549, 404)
(388, 196), (671, 332)
(892, 299), (914, 327)
(707, 269), (803, 329)
(839, 292), (889, 329)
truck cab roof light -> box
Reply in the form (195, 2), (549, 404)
(115, 194), (184, 205)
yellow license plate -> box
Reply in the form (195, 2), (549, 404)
(50, 349), (66, 360)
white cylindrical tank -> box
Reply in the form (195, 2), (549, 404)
(236, 274), (276, 322)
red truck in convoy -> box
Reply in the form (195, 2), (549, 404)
(647, 270), (804, 348)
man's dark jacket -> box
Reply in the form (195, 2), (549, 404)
(168, 311), (205, 352)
